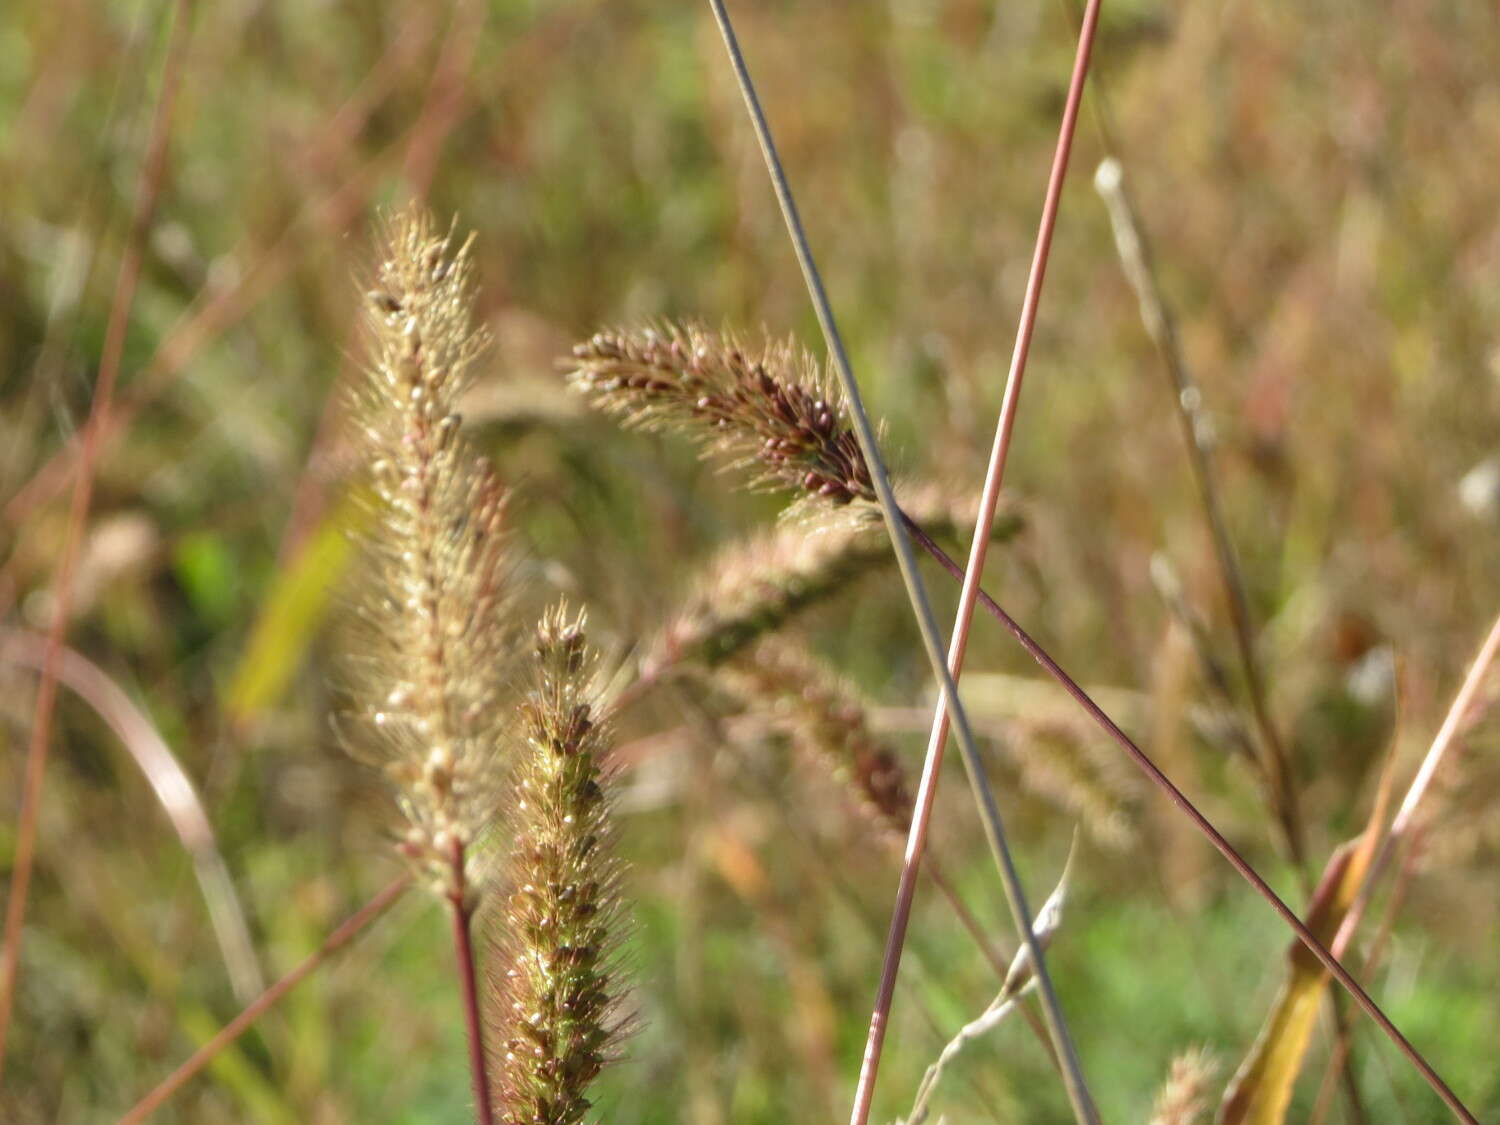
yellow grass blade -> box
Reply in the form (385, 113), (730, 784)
(226, 496), (363, 726)
(1218, 755), (1397, 1124)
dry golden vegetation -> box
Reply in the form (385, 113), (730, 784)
(1, 1), (1499, 1122)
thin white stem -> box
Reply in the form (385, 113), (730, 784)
(906, 990), (1029, 1125)
(1332, 611), (1500, 959)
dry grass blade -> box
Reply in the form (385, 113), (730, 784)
(1329, 612), (1500, 963)
(902, 836), (1079, 1125)
(116, 875), (410, 1125)
(0, 629), (262, 1004)
(1328, 613), (1500, 963)
(1217, 749), (1397, 1124)
(0, 0), (193, 1076)
(702, 5), (1098, 1121)
(1301, 613), (1500, 1122)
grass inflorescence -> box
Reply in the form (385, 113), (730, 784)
(489, 606), (627, 1125)
(568, 323), (876, 507)
(351, 210), (514, 900)
(725, 636), (913, 841)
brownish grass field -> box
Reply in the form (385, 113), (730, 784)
(1, 1), (1498, 1121)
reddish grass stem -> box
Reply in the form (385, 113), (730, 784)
(1319, 614), (1500, 979)
(702, 5), (1097, 1122)
(901, 513), (1478, 1124)
(116, 875), (410, 1125)
(0, 0), (194, 1078)
(2, 114), (407, 533)
(447, 842), (495, 1125)
(1304, 613), (1500, 1121)
(851, 3), (1102, 1122)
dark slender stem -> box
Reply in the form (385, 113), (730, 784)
(901, 510), (1477, 1124)
(0, 0), (195, 1076)
(853, 0), (1104, 1117)
(701, 4), (1097, 1122)
(447, 843), (495, 1125)
(117, 875), (410, 1125)
(1094, 157), (1306, 871)
(615, 665), (1063, 1067)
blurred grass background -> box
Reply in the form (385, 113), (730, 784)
(2, 0), (1499, 1121)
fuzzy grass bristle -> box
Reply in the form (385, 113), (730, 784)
(567, 323), (876, 506)
(1148, 1048), (1218, 1125)
(1004, 716), (1141, 850)
(640, 508), (890, 681)
(349, 208), (515, 898)
(489, 605), (626, 1125)
(724, 637), (913, 842)
(638, 493), (1022, 685)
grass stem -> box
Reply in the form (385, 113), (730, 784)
(116, 875), (410, 1125)
(701, 4), (1098, 1122)
(858, 1), (1104, 1120)
(0, 0), (194, 1077)
(447, 842), (495, 1125)
(1094, 156), (1306, 871)
(901, 513), (1478, 1124)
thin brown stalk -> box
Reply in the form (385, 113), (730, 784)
(2, 111), (412, 532)
(115, 875), (410, 1125)
(701, 5), (1097, 1120)
(0, 0), (193, 1076)
(853, 2), (1104, 1121)
(1094, 157), (1306, 870)
(449, 843), (495, 1125)
(901, 514), (1478, 1123)
(351, 211), (518, 1123)
(403, 0), (485, 201)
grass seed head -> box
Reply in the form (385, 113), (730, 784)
(489, 605), (627, 1125)
(348, 208), (516, 898)
(725, 637), (914, 842)
(567, 322), (877, 507)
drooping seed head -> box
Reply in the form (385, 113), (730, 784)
(724, 637), (914, 843)
(566, 323), (877, 507)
